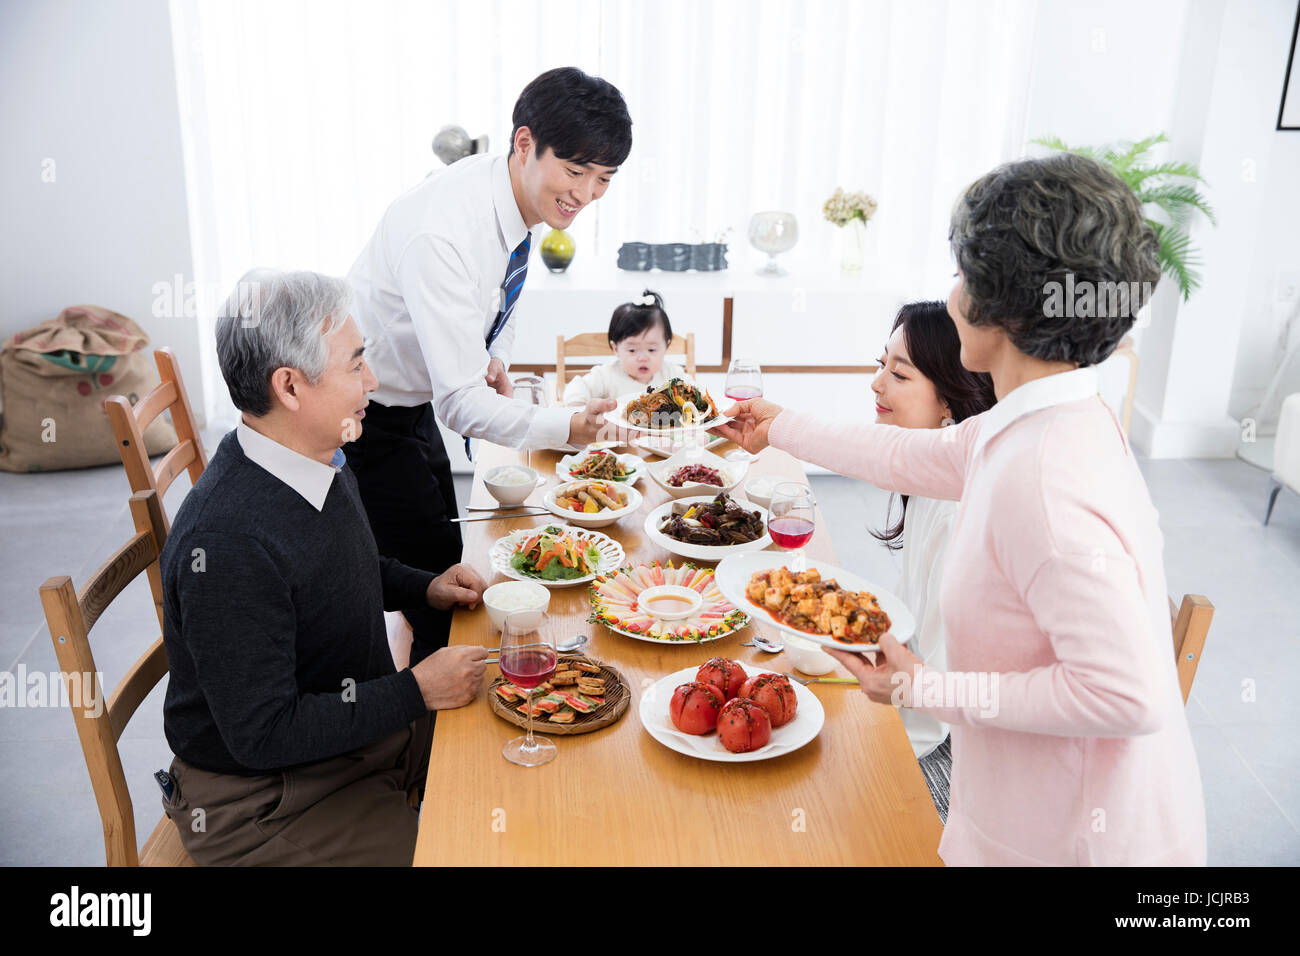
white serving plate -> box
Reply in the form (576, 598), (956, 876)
(639, 662), (825, 763)
(489, 525), (625, 588)
(604, 390), (732, 437)
(646, 447), (747, 499)
(714, 552), (916, 652)
(588, 562), (749, 645)
(555, 450), (645, 485)
(643, 496), (772, 562)
(542, 479), (643, 529)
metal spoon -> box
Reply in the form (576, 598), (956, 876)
(555, 634), (589, 653)
(484, 633), (588, 662)
(739, 633), (784, 653)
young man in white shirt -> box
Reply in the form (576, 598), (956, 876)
(344, 67), (633, 664)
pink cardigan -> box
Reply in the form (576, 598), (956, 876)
(769, 369), (1206, 866)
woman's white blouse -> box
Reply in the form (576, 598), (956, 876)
(894, 494), (956, 759)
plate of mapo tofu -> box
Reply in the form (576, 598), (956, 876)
(714, 553), (916, 652)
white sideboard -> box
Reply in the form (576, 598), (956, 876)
(440, 256), (1137, 472)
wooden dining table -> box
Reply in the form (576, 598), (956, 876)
(413, 439), (944, 866)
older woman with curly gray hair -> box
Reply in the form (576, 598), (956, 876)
(714, 153), (1206, 866)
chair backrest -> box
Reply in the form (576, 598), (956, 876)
(106, 348), (208, 532)
(555, 331), (697, 402)
(1169, 593), (1213, 705)
(38, 490), (170, 867)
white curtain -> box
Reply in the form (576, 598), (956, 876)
(170, 0), (1038, 423)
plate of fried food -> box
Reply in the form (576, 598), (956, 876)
(714, 553), (915, 652)
(639, 657), (825, 762)
(556, 448), (644, 484)
(543, 479), (643, 529)
(644, 493), (772, 562)
(490, 652), (631, 735)
(603, 379), (731, 435)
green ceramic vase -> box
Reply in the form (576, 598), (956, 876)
(540, 228), (575, 272)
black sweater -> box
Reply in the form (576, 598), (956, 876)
(161, 430), (432, 774)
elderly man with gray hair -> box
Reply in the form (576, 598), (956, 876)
(157, 268), (488, 865)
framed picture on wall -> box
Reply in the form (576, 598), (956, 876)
(1280, 1), (1300, 129)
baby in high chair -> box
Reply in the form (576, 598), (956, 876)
(562, 290), (688, 406)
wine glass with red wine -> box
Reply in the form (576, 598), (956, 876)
(499, 609), (558, 767)
(769, 482), (815, 572)
(723, 360), (764, 460)
(725, 359), (763, 402)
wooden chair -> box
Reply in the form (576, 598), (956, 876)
(555, 331), (696, 403)
(38, 490), (195, 866)
(106, 347), (207, 532)
(1170, 594), (1214, 705)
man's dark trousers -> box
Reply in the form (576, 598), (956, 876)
(345, 401), (462, 665)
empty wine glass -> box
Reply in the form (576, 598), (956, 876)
(769, 482), (815, 573)
(499, 609), (557, 767)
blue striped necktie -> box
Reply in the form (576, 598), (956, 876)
(467, 232), (532, 460)
(486, 233), (532, 350)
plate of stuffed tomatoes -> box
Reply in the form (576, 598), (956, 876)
(638, 657), (825, 763)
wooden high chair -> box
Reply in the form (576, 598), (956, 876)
(38, 490), (195, 866)
(1170, 593), (1213, 705)
(106, 347), (207, 532)
(555, 331), (696, 403)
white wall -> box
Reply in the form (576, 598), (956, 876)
(1024, 0), (1300, 457)
(5, 0), (1294, 452)
(0, 0), (201, 422)
(1226, 2), (1300, 426)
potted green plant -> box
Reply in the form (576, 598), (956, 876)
(1031, 133), (1215, 300)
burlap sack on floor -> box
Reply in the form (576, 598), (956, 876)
(0, 305), (178, 472)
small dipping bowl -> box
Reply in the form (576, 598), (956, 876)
(637, 584), (704, 621)
(782, 633), (838, 676)
(482, 580), (551, 630)
(744, 475), (779, 511)
(484, 465), (543, 507)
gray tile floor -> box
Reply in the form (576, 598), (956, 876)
(2, 430), (1297, 865)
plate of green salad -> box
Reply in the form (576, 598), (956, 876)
(489, 524), (626, 588)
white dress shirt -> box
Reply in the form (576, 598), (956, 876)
(971, 365), (1099, 460)
(235, 420), (342, 512)
(894, 494), (956, 759)
(347, 153), (573, 449)
(561, 358), (687, 407)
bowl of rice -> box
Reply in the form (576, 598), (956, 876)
(483, 465), (544, 506)
(482, 580), (551, 630)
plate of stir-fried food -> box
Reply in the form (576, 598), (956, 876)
(644, 494), (772, 561)
(714, 553), (915, 651)
(543, 479), (643, 529)
(605, 379), (730, 434)
(556, 449), (643, 484)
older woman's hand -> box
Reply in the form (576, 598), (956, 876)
(826, 633), (923, 707)
(709, 398), (785, 453)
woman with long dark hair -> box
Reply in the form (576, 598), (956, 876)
(867, 302), (995, 819)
